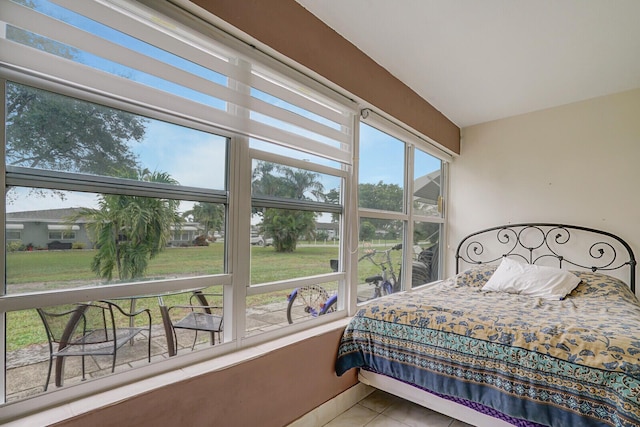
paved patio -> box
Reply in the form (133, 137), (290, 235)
(6, 285), (377, 403)
(5, 300), (293, 403)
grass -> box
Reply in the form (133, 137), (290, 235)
(5, 241), (401, 351)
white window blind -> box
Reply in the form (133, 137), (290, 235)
(0, 0), (355, 164)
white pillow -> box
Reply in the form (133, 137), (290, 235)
(482, 257), (581, 300)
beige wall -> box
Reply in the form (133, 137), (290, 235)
(51, 328), (357, 427)
(448, 89), (640, 285)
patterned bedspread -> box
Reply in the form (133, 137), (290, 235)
(336, 266), (640, 427)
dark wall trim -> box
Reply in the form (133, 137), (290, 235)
(191, 0), (461, 154)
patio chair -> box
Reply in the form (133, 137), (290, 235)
(166, 292), (223, 354)
(37, 300), (152, 391)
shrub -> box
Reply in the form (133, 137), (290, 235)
(6, 241), (24, 252)
(192, 235), (209, 246)
(72, 242), (86, 249)
(316, 231), (329, 241)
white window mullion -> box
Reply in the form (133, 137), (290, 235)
(0, 275), (231, 313)
(227, 56), (254, 347)
(359, 208), (409, 222)
(404, 144), (416, 291)
(5, 166), (227, 204)
(245, 274), (343, 296)
(0, 76), (6, 405)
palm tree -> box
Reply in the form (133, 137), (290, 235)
(75, 170), (182, 281)
(182, 202), (224, 238)
(252, 161), (325, 252)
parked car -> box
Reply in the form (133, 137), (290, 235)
(250, 235), (273, 246)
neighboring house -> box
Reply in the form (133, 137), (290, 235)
(6, 208), (90, 249)
(168, 224), (203, 246)
(5, 208), (203, 249)
(315, 221), (339, 240)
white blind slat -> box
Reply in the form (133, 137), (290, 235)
(250, 72), (351, 127)
(249, 97), (350, 145)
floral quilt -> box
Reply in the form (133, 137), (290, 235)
(336, 267), (640, 427)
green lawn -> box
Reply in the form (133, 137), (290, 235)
(5, 241), (399, 351)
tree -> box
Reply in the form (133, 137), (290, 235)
(182, 202), (225, 237)
(5, 18), (145, 181)
(358, 182), (404, 239)
(252, 162), (324, 252)
(358, 181), (403, 211)
(261, 209), (316, 252)
(6, 83), (144, 176)
(359, 221), (377, 241)
(75, 170), (182, 281)
(325, 188), (341, 223)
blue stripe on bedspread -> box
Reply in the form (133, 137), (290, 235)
(337, 309), (640, 427)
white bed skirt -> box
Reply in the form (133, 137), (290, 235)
(358, 370), (514, 427)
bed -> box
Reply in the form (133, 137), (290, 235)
(336, 223), (640, 427)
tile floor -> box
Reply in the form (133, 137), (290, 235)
(322, 389), (473, 427)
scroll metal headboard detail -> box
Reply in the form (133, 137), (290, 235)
(455, 223), (636, 293)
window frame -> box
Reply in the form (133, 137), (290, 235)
(47, 231), (76, 241)
(0, 0), (450, 419)
(0, 0), (357, 414)
(5, 231), (21, 241)
(358, 110), (450, 296)
(244, 146), (349, 340)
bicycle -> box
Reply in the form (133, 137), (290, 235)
(286, 258), (339, 324)
(357, 243), (403, 298)
(286, 244), (403, 324)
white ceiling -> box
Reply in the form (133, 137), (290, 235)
(296, 0), (640, 128)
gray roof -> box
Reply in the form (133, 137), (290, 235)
(413, 170), (441, 204)
(6, 207), (87, 223)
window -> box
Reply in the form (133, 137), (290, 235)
(5, 224), (22, 241)
(248, 145), (346, 330)
(358, 112), (448, 299)
(5, 231), (21, 240)
(47, 231), (75, 240)
(0, 0), (449, 418)
(412, 147), (445, 284)
(0, 0), (354, 413)
(47, 225), (78, 241)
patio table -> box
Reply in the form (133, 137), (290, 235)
(114, 287), (208, 357)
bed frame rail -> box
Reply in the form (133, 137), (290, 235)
(455, 223), (636, 292)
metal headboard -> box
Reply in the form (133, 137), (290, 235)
(455, 223), (637, 293)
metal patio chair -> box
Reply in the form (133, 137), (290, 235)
(166, 292), (223, 354)
(37, 300), (152, 390)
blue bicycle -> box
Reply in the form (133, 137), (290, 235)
(286, 244), (402, 323)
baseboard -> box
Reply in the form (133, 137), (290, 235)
(287, 382), (374, 426)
